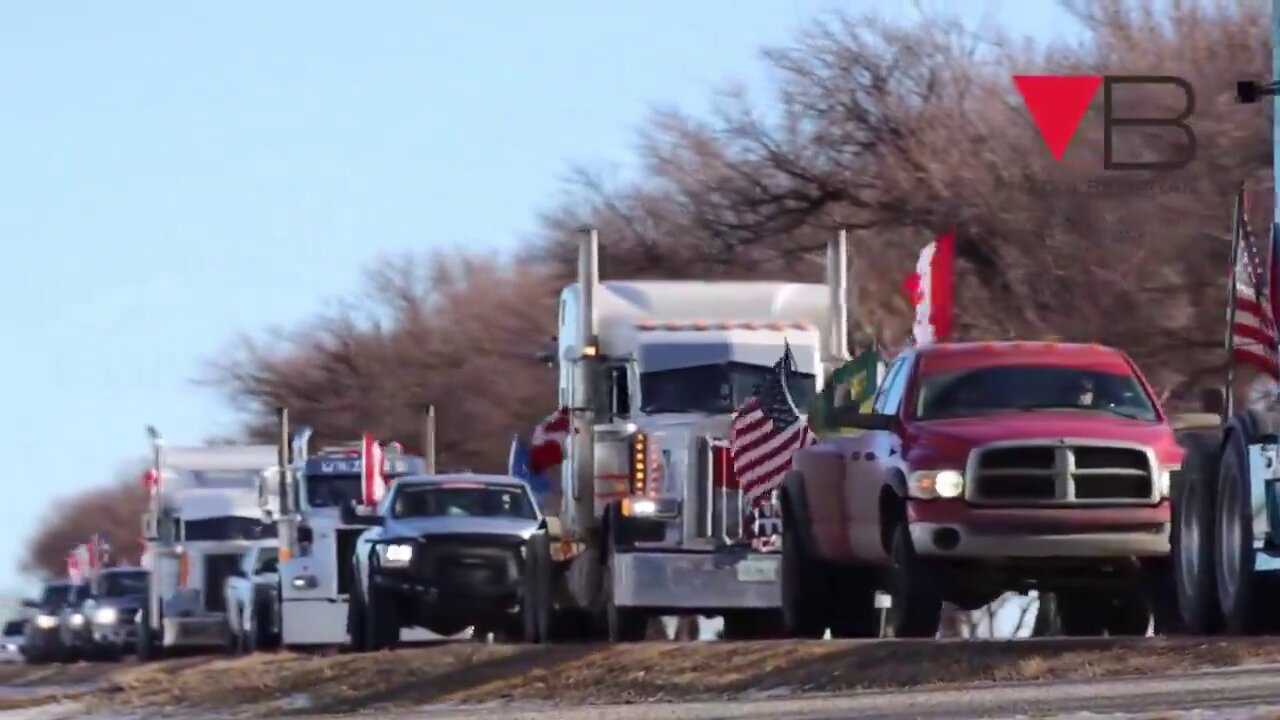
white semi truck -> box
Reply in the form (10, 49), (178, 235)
(137, 432), (279, 660)
(522, 228), (853, 641)
(257, 408), (469, 648)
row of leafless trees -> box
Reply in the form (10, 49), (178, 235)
(22, 0), (1271, 638)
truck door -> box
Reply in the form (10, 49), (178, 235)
(846, 353), (913, 561)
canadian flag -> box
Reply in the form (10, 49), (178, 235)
(902, 230), (956, 345)
(142, 467), (160, 496)
(360, 432), (386, 506)
(66, 550), (82, 582)
(528, 407), (572, 476)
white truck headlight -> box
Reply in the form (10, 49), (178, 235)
(290, 574), (319, 590)
(34, 614), (58, 630)
(93, 607), (118, 625)
(1159, 466), (1178, 498)
(909, 469), (965, 499)
(69, 613), (85, 628)
(380, 543), (413, 568)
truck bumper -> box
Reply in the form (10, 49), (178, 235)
(282, 598), (349, 646)
(907, 499), (1171, 558)
(281, 597), (471, 645)
(163, 616), (228, 648)
(611, 550), (780, 611)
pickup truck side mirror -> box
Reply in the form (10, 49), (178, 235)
(340, 501), (384, 527)
(830, 406), (896, 431)
(20, 599), (37, 609)
(536, 518), (548, 532)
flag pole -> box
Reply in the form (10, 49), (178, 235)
(1225, 185), (1243, 419)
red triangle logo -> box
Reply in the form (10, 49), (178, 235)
(1012, 75), (1103, 161)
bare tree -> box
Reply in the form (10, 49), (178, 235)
(24, 467), (149, 578)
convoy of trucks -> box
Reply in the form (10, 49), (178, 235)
(15, 63), (1280, 661)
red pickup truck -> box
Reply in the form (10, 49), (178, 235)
(778, 341), (1183, 638)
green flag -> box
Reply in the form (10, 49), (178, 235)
(809, 349), (881, 433)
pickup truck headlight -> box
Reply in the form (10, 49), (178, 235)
(93, 607), (118, 625)
(69, 613), (85, 628)
(909, 469), (965, 499)
(379, 543), (414, 568)
(34, 614), (58, 630)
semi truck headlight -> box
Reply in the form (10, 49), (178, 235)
(93, 607), (118, 625)
(621, 497), (679, 518)
(34, 614), (58, 629)
(380, 543), (413, 568)
(909, 470), (965, 499)
(290, 574), (319, 590)
(69, 613), (85, 628)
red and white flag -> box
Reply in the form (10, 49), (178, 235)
(142, 467), (160, 496)
(360, 432), (386, 506)
(529, 407), (572, 476)
(66, 549), (82, 582)
(1231, 186), (1280, 379)
(903, 230), (956, 346)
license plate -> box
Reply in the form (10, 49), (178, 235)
(735, 558), (778, 583)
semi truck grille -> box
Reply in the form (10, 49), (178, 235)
(335, 529), (362, 596)
(203, 553), (242, 612)
(969, 443), (1155, 505)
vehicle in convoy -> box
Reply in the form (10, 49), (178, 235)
(262, 409), (467, 649)
(138, 432), (279, 660)
(778, 341), (1183, 638)
(23, 580), (74, 663)
(56, 581), (92, 660)
(520, 228), (854, 642)
(343, 474), (544, 649)
(77, 566), (149, 660)
(223, 540), (279, 652)
(1, 619), (26, 663)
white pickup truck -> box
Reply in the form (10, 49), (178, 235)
(223, 541), (280, 653)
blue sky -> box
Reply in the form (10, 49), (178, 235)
(0, 1), (1080, 594)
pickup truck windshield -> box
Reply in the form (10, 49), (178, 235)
(183, 516), (276, 541)
(640, 362), (816, 415)
(2, 620), (23, 636)
(97, 571), (148, 598)
(38, 584), (70, 608)
(306, 474), (363, 508)
(916, 365), (1158, 421)
(392, 485), (536, 520)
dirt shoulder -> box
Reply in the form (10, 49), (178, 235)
(4, 637), (1280, 716)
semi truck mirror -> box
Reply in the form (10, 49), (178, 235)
(1199, 387), (1225, 415)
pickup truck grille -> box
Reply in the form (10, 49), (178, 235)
(407, 534), (523, 588)
(968, 442), (1157, 505)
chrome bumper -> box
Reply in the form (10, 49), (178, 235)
(610, 550), (780, 610)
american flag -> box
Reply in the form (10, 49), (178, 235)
(1230, 185), (1280, 379)
(730, 342), (816, 508)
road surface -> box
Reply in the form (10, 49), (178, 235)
(8, 662), (1280, 719)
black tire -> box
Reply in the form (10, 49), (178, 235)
(137, 602), (161, 662)
(887, 523), (942, 638)
(365, 556), (402, 650)
(779, 499), (829, 638)
(603, 539), (647, 642)
(522, 536), (551, 644)
(347, 571), (370, 653)
(1215, 429), (1280, 634)
(1173, 428), (1225, 634)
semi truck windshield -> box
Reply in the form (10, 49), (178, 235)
(306, 475), (363, 508)
(98, 571), (148, 597)
(183, 516), (276, 541)
(640, 362), (816, 415)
